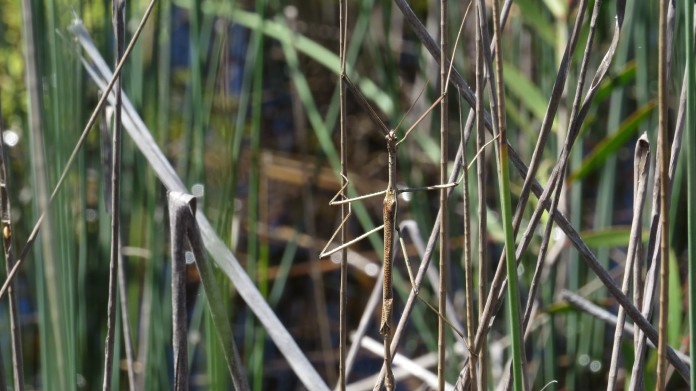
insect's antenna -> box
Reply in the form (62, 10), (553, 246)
(393, 79), (430, 136)
(466, 133), (500, 171)
(343, 75), (390, 136)
(397, 4), (472, 147)
(340, 3), (347, 73)
(445, 1), (473, 92)
(397, 94), (445, 146)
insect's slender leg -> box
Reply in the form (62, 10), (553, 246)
(327, 173), (351, 206)
(416, 291), (467, 343)
(319, 203), (352, 259)
(320, 223), (385, 259)
(398, 94), (446, 146)
(393, 1), (472, 147)
(343, 75), (390, 136)
(330, 189), (388, 206)
(398, 182), (459, 195)
(396, 129), (501, 196)
(466, 132), (500, 171)
(396, 227), (418, 296)
(396, 223), (472, 350)
(321, 173), (390, 259)
(326, 173), (388, 207)
(328, 173), (385, 207)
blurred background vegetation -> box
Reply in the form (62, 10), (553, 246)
(0, 0), (693, 389)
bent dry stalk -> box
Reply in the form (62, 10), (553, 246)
(168, 192), (249, 390)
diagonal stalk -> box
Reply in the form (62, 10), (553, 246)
(560, 289), (691, 363)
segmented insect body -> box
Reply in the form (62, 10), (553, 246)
(380, 130), (398, 337)
(381, 189), (396, 337)
(381, 130), (398, 391)
(324, 77), (451, 391)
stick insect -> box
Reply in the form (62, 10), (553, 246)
(320, 8), (483, 389)
(319, 78), (495, 389)
(319, 75), (456, 390)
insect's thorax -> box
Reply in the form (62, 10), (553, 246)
(386, 130), (398, 191)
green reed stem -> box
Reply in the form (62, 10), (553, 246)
(685, 0), (696, 387)
(490, 0), (524, 389)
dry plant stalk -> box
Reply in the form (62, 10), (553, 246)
(656, 0), (670, 387)
(338, 0), (349, 389)
(101, 0), (125, 389)
(169, 191), (189, 390)
(168, 192), (250, 391)
(606, 134), (650, 391)
(437, 0), (449, 390)
(474, 0), (487, 387)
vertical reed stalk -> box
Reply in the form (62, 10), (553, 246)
(117, 232), (136, 390)
(656, 0), (669, 387)
(338, 0), (348, 389)
(438, 0), (449, 389)
(474, 1), (487, 387)
(686, 0), (696, 387)
(490, 0), (524, 389)
(461, 95), (476, 390)
(284, 8), (336, 383)
(102, 0), (125, 388)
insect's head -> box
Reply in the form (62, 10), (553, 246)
(386, 129), (398, 143)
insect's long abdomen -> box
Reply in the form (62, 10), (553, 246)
(381, 130), (398, 337)
(382, 130), (399, 391)
(382, 188), (397, 391)
(381, 189), (397, 336)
